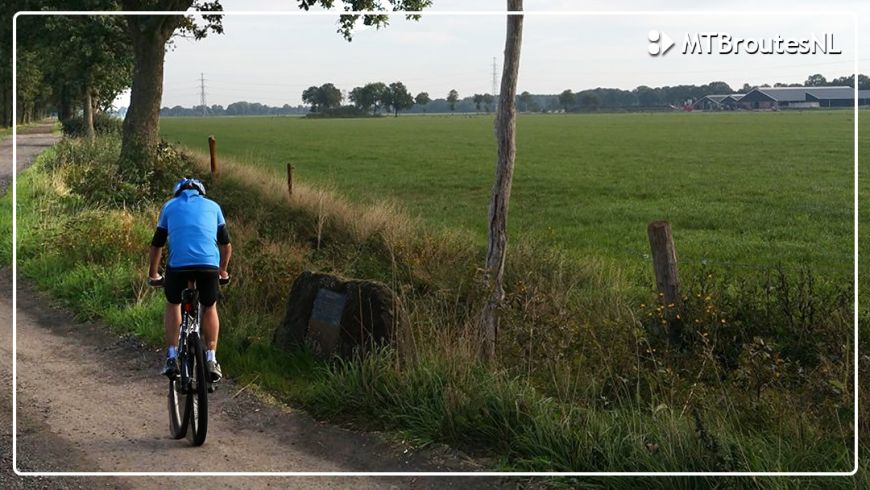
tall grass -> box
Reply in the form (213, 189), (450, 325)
(4, 135), (863, 485)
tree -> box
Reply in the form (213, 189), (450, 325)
(117, 1), (224, 162)
(518, 90), (532, 112)
(580, 94), (599, 111)
(705, 81), (732, 94)
(43, 15), (133, 137)
(805, 73), (827, 87)
(482, 93), (495, 113)
(349, 86), (369, 112)
(473, 94), (484, 112)
(367, 82), (388, 114)
(634, 85), (659, 107)
(302, 83), (342, 112)
(350, 82), (387, 114)
(9, 8), (132, 129)
(117, 0), (431, 163)
(386, 81), (413, 117)
(480, 0), (523, 361)
(318, 82), (343, 110)
(447, 89), (459, 111)
(414, 91), (430, 111)
(302, 86), (320, 112)
(558, 89), (574, 111)
(15, 50), (48, 124)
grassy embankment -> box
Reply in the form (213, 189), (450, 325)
(2, 115), (864, 486)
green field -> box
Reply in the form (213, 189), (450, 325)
(161, 112), (863, 282)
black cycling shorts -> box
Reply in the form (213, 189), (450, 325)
(164, 268), (220, 306)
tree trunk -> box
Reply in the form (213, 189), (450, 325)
(480, 0), (523, 362)
(83, 85), (95, 139)
(0, 80), (6, 127)
(121, 21), (172, 162)
(58, 84), (73, 122)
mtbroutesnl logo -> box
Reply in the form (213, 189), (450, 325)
(648, 30), (675, 56)
(648, 31), (841, 56)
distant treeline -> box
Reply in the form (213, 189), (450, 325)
(153, 73), (870, 118)
(160, 101), (308, 117)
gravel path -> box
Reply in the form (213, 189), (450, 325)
(0, 123), (60, 194)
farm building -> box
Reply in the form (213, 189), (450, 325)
(693, 94), (745, 110)
(735, 86), (870, 109)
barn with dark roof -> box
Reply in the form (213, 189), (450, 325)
(737, 86), (870, 109)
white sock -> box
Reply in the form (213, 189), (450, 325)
(167, 346), (177, 359)
(206, 350), (216, 363)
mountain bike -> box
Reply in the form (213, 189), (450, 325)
(150, 274), (229, 446)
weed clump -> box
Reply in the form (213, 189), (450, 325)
(60, 113), (123, 137)
(48, 136), (193, 207)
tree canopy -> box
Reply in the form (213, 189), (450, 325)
(302, 83), (343, 112)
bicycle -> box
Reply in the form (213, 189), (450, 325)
(150, 274), (229, 446)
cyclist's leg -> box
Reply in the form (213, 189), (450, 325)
(163, 269), (185, 347)
(197, 269), (220, 350)
(201, 303), (219, 352)
(197, 270), (222, 381)
(164, 303), (181, 347)
(161, 269), (186, 377)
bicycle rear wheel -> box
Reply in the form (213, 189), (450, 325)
(168, 376), (190, 439)
(186, 333), (209, 446)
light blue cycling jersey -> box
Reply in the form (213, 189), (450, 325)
(156, 189), (227, 269)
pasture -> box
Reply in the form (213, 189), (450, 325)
(161, 111), (863, 284)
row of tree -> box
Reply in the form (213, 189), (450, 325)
(157, 72), (870, 119)
(301, 81), (423, 117)
(160, 102), (308, 117)
(6, 9), (133, 133)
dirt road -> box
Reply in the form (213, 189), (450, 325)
(0, 126), (514, 489)
(0, 123), (60, 194)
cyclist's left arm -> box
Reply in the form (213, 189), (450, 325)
(149, 204), (169, 280)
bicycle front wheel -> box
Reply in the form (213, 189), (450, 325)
(186, 333), (209, 446)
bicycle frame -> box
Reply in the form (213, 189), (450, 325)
(177, 286), (201, 394)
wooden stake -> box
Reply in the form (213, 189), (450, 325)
(287, 162), (294, 197)
(208, 135), (218, 176)
(647, 220), (681, 320)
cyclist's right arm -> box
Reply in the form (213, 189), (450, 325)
(216, 204), (231, 281)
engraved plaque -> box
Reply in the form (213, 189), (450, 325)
(308, 288), (347, 355)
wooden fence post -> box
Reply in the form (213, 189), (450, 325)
(286, 163), (294, 197)
(647, 220), (681, 324)
(208, 135), (218, 176)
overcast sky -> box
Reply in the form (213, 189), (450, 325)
(108, 0), (869, 108)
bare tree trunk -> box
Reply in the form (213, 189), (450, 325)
(83, 85), (95, 139)
(480, 0), (523, 362)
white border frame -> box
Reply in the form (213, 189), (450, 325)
(11, 9), (860, 478)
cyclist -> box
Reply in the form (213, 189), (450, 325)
(148, 178), (232, 383)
